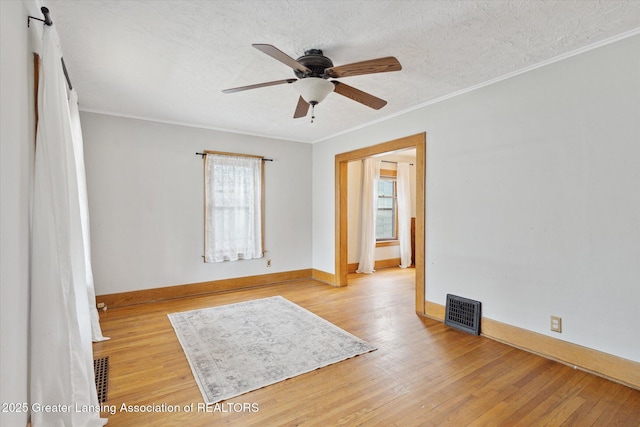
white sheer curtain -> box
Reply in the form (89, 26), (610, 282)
(397, 162), (412, 268)
(205, 154), (263, 262)
(30, 25), (107, 426)
(356, 158), (380, 274)
(69, 90), (108, 343)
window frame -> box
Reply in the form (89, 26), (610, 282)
(376, 168), (399, 244)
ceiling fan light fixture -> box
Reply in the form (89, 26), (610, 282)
(294, 77), (334, 105)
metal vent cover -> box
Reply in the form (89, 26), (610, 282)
(445, 294), (481, 335)
(94, 356), (109, 403)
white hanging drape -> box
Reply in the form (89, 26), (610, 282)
(356, 158), (380, 274)
(397, 162), (412, 268)
(69, 90), (108, 343)
(205, 154), (263, 262)
(30, 26), (107, 427)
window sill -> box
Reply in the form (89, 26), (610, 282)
(376, 240), (399, 247)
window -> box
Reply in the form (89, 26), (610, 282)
(376, 176), (397, 241)
(203, 152), (264, 262)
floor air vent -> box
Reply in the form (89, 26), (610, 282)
(94, 356), (109, 403)
(445, 294), (481, 335)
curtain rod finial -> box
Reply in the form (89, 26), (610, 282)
(40, 7), (53, 26)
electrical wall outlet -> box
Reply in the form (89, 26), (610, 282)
(550, 316), (562, 333)
(97, 302), (105, 309)
(266, 259), (272, 267)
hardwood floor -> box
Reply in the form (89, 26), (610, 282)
(93, 268), (640, 426)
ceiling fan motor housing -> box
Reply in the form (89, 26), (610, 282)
(294, 49), (334, 79)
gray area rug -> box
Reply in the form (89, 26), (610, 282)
(168, 296), (376, 404)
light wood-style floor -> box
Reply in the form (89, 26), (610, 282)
(93, 268), (640, 426)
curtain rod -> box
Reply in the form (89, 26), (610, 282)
(380, 160), (414, 166)
(195, 152), (273, 161)
(28, 7), (74, 91)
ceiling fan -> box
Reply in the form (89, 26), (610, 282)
(222, 44), (402, 121)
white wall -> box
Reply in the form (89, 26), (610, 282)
(0, 1), (39, 425)
(312, 35), (640, 363)
(81, 113), (312, 295)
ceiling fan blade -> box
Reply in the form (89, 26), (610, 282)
(222, 79), (297, 94)
(325, 56), (401, 78)
(252, 44), (311, 74)
(332, 81), (387, 110)
(293, 96), (309, 118)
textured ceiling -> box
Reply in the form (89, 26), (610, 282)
(45, 0), (640, 143)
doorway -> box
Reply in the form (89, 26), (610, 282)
(334, 132), (426, 315)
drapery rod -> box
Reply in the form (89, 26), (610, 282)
(381, 160), (414, 166)
(195, 152), (273, 161)
(28, 7), (73, 91)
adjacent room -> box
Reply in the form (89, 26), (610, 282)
(2, 1), (639, 426)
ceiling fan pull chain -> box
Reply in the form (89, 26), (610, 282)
(311, 103), (316, 123)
